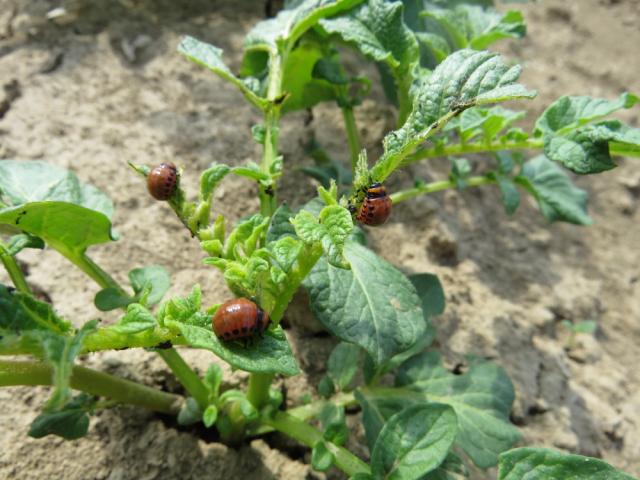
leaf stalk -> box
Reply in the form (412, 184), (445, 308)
(0, 360), (181, 415)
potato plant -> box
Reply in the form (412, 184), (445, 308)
(1, 1), (639, 478)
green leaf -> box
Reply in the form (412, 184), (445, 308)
(0, 160), (113, 218)
(498, 448), (638, 480)
(495, 175), (521, 216)
(311, 441), (335, 472)
(110, 304), (157, 334)
(204, 363), (223, 399)
(416, 32), (451, 65)
(177, 397), (202, 426)
(0, 284), (71, 335)
(544, 120), (640, 174)
(515, 156), (591, 225)
(177, 36), (268, 110)
(202, 405), (218, 428)
(535, 93), (639, 136)
(280, 35), (340, 112)
(408, 273), (445, 318)
(424, 453), (469, 480)
(319, 0), (419, 116)
(291, 205), (353, 268)
(370, 403), (458, 480)
(327, 342), (361, 390)
(267, 203), (297, 242)
(355, 389), (409, 452)
(28, 393), (95, 440)
(167, 320), (300, 376)
(162, 285), (202, 324)
(458, 106), (525, 142)
(94, 287), (131, 311)
(243, 0), (363, 54)
(222, 214), (269, 259)
(396, 351), (521, 468)
(200, 164), (232, 200)
(533, 94), (640, 174)
(4, 233), (45, 256)
(449, 158), (472, 189)
(0, 202), (115, 260)
(312, 57), (348, 85)
(420, 5), (525, 52)
(128, 265), (171, 306)
(43, 319), (98, 411)
(232, 163), (270, 182)
(304, 242), (425, 366)
(373, 49), (535, 181)
(318, 375), (336, 397)
(319, 403), (349, 446)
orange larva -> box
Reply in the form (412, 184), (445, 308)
(147, 162), (178, 200)
(212, 298), (269, 341)
(357, 183), (392, 226)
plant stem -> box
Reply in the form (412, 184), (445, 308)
(404, 138), (545, 165)
(246, 372), (274, 409)
(80, 327), (183, 353)
(0, 244), (31, 294)
(262, 410), (371, 477)
(288, 391), (357, 421)
(342, 106), (362, 176)
(156, 348), (209, 410)
(270, 244), (323, 324)
(390, 175), (496, 204)
(246, 391), (357, 437)
(69, 252), (128, 296)
(0, 360), (181, 415)
(258, 52), (284, 218)
(245, 245), (323, 413)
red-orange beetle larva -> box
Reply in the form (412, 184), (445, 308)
(356, 183), (392, 226)
(147, 162), (178, 200)
(212, 298), (269, 341)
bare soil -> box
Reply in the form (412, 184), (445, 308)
(1, 0), (639, 478)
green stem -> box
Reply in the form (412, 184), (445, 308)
(270, 244), (323, 324)
(262, 410), (371, 477)
(404, 138), (544, 165)
(390, 175), (496, 204)
(246, 391), (357, 437)
(80, 326), (182, 353)
(69, 252), (128, 296)
(258, 52), (284, 218)
(342, 106), (362, 176)
(156, 348), (209, 410)
(246, 372), (274, 409)
(246, 245), (323, 414)
(0, 360), (181, 415)
(289, 391), (357, 421)
(0, 244), (31, 294)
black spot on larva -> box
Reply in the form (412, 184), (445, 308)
(242, 326), (249, 333)
(232, 329), (240, 335)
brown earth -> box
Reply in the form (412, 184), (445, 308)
(1, 0), (639, 478)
